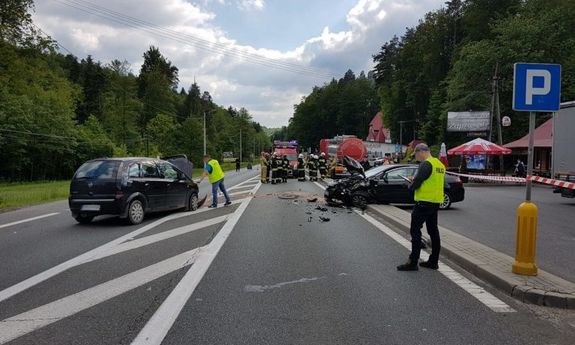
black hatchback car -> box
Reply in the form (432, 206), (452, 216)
(69, 156), (199, 225)
(325, 157), (465, 210)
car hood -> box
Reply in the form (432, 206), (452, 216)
(343, 156), (365, 177)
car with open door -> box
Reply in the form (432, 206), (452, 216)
(324, 156), (464, 209)
(69, 156), (199, 225)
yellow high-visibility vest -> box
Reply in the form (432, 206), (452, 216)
(414, 157), (445, 204)
(207, 159), (225, 183)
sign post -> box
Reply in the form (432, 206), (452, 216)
(511, 63), (561, 276)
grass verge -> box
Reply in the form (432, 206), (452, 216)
(0, 181), (70, 210)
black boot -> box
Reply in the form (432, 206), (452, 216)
(419, 261), (439, 270)
(397, 259), (418, 271)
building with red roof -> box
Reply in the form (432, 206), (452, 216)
(504, 118), (552, 173)
(366, 112), (391, 143)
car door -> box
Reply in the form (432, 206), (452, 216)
(158, 162), (188, 208)
(377, 168), (412, 203)
(140, 161), (166, 211)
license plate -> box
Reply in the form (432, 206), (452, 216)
(81, 204), (101, 212)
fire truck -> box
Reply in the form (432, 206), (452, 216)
(273, 140), (299, 178)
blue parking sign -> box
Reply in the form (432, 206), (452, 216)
(513, 63), (561, 112)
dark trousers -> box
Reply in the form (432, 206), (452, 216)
(409, 202), (441, 264)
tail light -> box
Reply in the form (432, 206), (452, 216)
(115, 191), (125, 198)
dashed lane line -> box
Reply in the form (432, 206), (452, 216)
(131, 182), (262, 345)
(0, 213), (60, 230)
(312, 181), (515, 313)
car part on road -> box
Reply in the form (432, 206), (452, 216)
(351, 192), (369, 210)
(127, 199), (145, 225)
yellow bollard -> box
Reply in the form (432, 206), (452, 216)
(512, 201), (538, 276)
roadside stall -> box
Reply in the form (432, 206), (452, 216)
(448, 138), (512, 179)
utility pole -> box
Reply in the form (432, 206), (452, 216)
(490, 63), (504, 171)
(239, 127), (243, 164)
(203, 111), (207, 155)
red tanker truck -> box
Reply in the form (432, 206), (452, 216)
(319, 135), (368, 176)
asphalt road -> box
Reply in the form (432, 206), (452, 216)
(430, 184), (575, 282)
(0, 175), (574, 344)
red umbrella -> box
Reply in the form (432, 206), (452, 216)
(447, 138), (511, 156)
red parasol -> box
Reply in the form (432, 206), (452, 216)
(447, 138), (511, 156)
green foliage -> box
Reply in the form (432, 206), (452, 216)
(0, 180), (70, 209)
(372, 0), (575, 147)
(0, 5), (270, 181)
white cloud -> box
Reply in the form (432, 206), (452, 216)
(33, 0), (444, 127)
(238, 0), (265, 11)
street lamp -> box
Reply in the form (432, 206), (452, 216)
(201, 94), (210, 155)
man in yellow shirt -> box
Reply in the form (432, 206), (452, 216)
(397, 144), (445, 271)
(198, 154), (232, 208)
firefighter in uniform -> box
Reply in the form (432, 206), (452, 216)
(260, 152), (269, 183)
(307, 154), (318, 181)
(297, 154), (306, 181)
(282, 155), (290, 182)
(397, 143), (445, 271)
(318, 152), (327, 179)
(276, 153), (284, 184)
(271, 153), (280, 184)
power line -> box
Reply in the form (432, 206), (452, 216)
(53, 0), (334, 79)
(31, 23), (75, 55)
(63, 0), (330, 76)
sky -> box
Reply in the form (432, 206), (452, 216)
(33, 0), (445, 128)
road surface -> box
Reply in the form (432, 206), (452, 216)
(0, 175), (574, 344)
(431, 184), (575, 282)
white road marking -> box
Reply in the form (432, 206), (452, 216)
(0, 213), (60, 230)
(312, 181), (515, 313)
(0, 249), (200, 345)
(85, 215), (229, 263)
(131, 182), (262, 345)
(0, 178), (254, 303)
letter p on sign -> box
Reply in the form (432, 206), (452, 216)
(513, 63), (561, 112)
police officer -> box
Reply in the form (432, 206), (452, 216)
(397, 143), (445, 271)
(318, 152), (327, 179)
(297, 154), (306, 181)
(282, 155), (290, 182)
(260, 152), (269, 184)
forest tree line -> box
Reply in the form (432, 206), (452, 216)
(285, 0), (575, 151)
(0, 0), (270, 181)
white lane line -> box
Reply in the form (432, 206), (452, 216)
(0, 181), (253, 303)
(85, 215), (229, 264)
(0, 249), (200, 345)
(0, 213), (60, 230)
(131, 182), (262, 345)
(312, 182), (515, 313)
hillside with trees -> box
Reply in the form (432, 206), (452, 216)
(0, 0), (270, 181)
(286, 0), (575, 151)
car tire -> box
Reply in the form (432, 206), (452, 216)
(127, 199), (145, 225)
(351, 192), (369, 210)
(75, 214), (94, 224)
(186, 193), (199, 211)
(440, 192), (452, 210)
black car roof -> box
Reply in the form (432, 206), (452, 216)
(87, 157), (160, 162)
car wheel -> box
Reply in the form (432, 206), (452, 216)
(440, 192), (452, 210)
(75, 214), (94, 224)
(351, 192), (369, 210)
(187, 193), (199, 211)
(127, 199), (145, 225)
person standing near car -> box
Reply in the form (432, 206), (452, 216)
(397, 143), (445, 271)
(198, 154), (232, 208)
(235, 158), (241, 172)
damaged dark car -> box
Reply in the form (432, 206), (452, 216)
(324, 156), (465, 210)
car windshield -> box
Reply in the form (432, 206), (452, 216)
(364, 165), (388, 178)
(74, 160), (120, 180)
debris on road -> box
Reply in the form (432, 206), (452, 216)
(307, 197), (318, 202)
(319, 216), (330, 222)
(315, 205), (328, 212)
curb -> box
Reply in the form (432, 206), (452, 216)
(367, 204), (575, 309)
